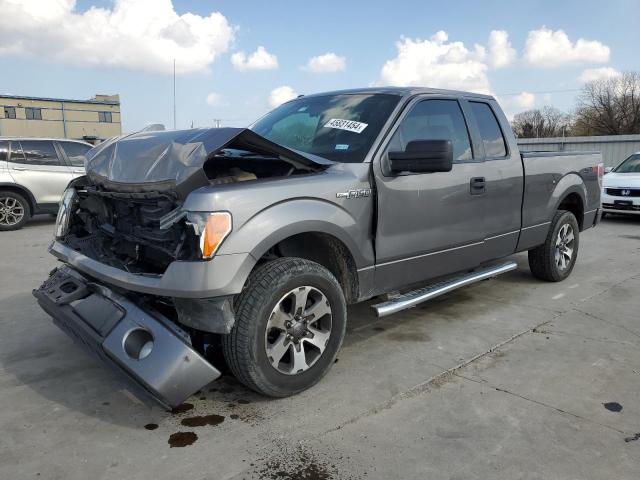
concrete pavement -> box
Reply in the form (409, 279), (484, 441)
(0, 215), (638, 479)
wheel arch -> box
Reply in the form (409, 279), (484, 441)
(256, 231), (360, 303)
(219, 199), (369, 304)
(549, 174), (587, 230)
(0, 183), (36, 213)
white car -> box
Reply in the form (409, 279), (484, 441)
(0, 138), (91, 230)
(602, 152), (640, 216)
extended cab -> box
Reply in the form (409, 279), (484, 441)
(34, 88), (602, 408)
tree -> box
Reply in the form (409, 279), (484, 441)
(572, 72), (640, 135)
(511, 106), (570, 138)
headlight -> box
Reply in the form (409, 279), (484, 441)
(55, 188), (77, 239)
(186, 211), (232, 259)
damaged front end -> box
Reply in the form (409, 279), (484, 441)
(35, 127), (330, 408)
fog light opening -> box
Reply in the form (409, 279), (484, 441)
(123, 328), (154, 360)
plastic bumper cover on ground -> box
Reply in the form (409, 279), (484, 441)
(33, 266), (220, 409)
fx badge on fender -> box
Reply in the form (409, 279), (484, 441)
(336, 188), (372, 199)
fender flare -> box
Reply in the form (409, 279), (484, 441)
(548, 173), (587, 220)
(0, 182), (37, 212)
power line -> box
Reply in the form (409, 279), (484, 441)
(497, 88), (582, 97)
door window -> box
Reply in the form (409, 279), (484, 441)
(10, 140), (61, 166)
(60, 141), (91, 166)
(469, 102), (507, 158)
(388, 99), (473, 162)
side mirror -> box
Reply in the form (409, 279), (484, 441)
(388, 139), (453, 174)
(604, 166), (614, 174)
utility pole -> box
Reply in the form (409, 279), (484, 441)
(173, 59), (176, 130)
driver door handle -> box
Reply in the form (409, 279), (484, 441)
(470, 177), (486, 195)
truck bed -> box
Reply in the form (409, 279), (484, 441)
(518, 150), (602, 251)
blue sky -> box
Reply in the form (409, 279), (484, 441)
(1, 0), (638, 132)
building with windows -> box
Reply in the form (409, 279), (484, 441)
(0, 94), (121, 144)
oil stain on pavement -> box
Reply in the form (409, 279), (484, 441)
(181, 414), (225, 427)
(603, 402), (623, 412)
(168, 431), (198, 448)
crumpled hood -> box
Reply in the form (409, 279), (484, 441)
(85, 127), (330, 197)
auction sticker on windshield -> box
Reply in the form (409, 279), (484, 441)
(324, 119), (368, 133)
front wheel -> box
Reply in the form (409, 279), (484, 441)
(528, 210), (580, 282)
(222, 258), (346, 397)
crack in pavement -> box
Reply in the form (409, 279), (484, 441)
(455, 373), (628, 435)
(574, 308), (640, 341)
(534, 328), (640, 347)
(319, 317), (559, 436)
(315, 274), (639, 440)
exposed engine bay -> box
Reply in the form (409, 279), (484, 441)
(62, 127), (328, 275)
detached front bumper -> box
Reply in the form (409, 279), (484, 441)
(33, 266), (220, 409)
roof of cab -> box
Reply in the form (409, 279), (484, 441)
(301, 86), (495, 101)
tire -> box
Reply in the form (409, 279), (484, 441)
(0, 190), (31, 231)
(528, 210), (580, 282)
(222, 257), (347, 397)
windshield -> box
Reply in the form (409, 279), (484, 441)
(614, 154), (640, 173)
(251, 94), (400, 163)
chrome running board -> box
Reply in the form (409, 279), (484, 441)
(372, 261), (518, 317)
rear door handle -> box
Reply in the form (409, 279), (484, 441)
(12, 166), (27, 171)
(470, 177), (486, 195)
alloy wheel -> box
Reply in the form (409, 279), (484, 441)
(554, 223), (575, 270)
(264, 286), (332, 375)
(0, 196), (25, 226)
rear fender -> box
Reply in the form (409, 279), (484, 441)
(549, 173), (587, 221)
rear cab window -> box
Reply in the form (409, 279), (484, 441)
(469, 102), (507, 158)
(10, 140), (62, 166)
(59, 141), (91, 166)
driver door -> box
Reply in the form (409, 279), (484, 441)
(373, 96), (486, 292)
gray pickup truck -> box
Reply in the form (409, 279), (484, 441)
(34, 87), (602, 408)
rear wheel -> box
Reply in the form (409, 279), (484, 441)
(222, 258), (346, 397)
(0, 191), (31, 231)
(528, 210), (579, 282)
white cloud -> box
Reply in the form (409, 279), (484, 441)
(231, 46), (278, 72)
(498, 91), (536, 120)
(524, 27), (610, 67)
(206, 92), (223, 106)
(379, 31), (491, 94)
(269, 86), (297, 108)
(304, 53), (346, 73)
(0, 0), (235, 74)
(579, 67), (621, 83)
(487, 30), (516, 68)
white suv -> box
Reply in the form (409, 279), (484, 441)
(0, 138), (92, 230)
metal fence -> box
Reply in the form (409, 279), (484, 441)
(517, 134), (640, 167)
